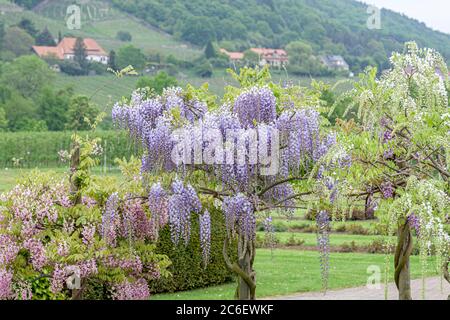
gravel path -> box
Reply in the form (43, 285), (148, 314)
(271, 277), (450, 300)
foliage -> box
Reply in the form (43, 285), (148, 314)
(334, 42), (450, 299)
(116, 31), (132, 42)
(204, 41), (217, 60)
(151, 204), (236, 293)
(3, 27), (35, 57)
(194, 60), (213, 78)
(12, 0), (44, 10)
(35, 27), (56, 46)
(0, 108), (8, 132)
(17, 18), (38, 38)
(110, 0), (450, 73)
(136, 71), (178, 95)
(116, 45), (146, 71)
(0, 55), (55, 98)
(65, 96), (100, 131)
(73, 38), (88, 74)
(286, 41), (330, 76)
(58, 60), (85, 76)
(37, 87), (73, 131)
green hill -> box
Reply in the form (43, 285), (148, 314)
(1, 0), (201, 60)
(109, 0), (450, 71)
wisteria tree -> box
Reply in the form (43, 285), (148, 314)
(112, 67), (349, 300)
(333, 42), (450, 300)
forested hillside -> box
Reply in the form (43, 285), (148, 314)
(109, 0), (450, 71)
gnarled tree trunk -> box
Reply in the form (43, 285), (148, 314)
(223, 236), (256, 300)
(394, 222), (413, 300)
(443, 257), (449, 300)
(69, 143), (82, 205)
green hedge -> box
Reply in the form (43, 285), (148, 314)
(0, 131), (139, 168)
(150, 204), (237, 294)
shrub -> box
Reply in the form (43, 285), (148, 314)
(116, 31), (132, 42)
(150, 204), (236, 293)
(59, 60), (85, 76)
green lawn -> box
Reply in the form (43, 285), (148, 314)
(151, 249), (436, 300)
(0, 167), (123, 193)
(257, 231), (389, 247)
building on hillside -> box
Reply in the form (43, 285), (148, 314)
(220, 48), (245, 62)
(320, 55), (349, 71)
(250, 48), (289, 67)
(32, 37), (109, 65)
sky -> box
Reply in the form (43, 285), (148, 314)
(361, 0), (450, 34)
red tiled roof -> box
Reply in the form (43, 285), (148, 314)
(58, 37), (107, 56)
(33, 37), (107, 59)
(250, 48), (288, 61)
(220, 48), (244, 60)
(32, 45), (64, 59)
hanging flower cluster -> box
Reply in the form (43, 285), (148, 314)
(199, 210), (211, 266)
(316, 211), (331, 291)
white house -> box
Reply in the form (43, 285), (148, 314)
(33, 37), (109, 65)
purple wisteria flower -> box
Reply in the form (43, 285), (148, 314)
(380, 182), (394, 199)
(316, 210), (330, 291)
(407, 213), (421, 236)
(222, 194), (255, 242)
(199, 210), (211, 266)
(233, 87), (277, 128)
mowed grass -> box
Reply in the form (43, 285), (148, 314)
(151, 249), (436, 300)
(0, 168), (123, 193)
(257, 231), (389, 247)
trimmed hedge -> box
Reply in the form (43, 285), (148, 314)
(0, 130), (139, 168)
(150, 204), (237, 293)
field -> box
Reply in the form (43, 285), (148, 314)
(53, 72), (352, 108)
(151, 249), (436, 300)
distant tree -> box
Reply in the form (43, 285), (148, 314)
(116, 31), (132, 42)
(1, 55), (54, 98)
(58, 31), (63, 43)
(17, 18), (38, 38)
(108, 50), (117, 70)
(73, 37), (88, 73)
(38, 87), (73, 131)
(136, 71), (178, 94)
(243, 50), (259, 67)
(4, 27), (35, 57)
(0, 21), (5, 51)
(181, 16), (216, 46)
(35, 27), (56, 46)
(204, 41), (217, 59)
(0, 107), (8, 132)
(12, 0), (44, 9)
(116, 45), (146, 71)
(286, 41), (326, 76)
(65, 96), (99, 131)
(194, 60), (213, 78)
(87, 61), (107, 75)
(59, 60), (84, 76)
(0, 90), (43, 131)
